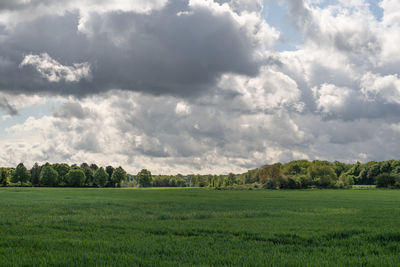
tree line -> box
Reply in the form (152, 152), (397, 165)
(1, 159), (400, 189)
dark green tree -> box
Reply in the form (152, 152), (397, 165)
(111, 167), (127, 187)
(90, 164), (99, 171)
(66, 168), (86, 187)
(137, 169), (152, 187)
(82, 166), (94, 186)
(224, 173), (236, 186)
(30, 163), (41, 186)
(40, 164), (59, 186)
(11, 163), (31, 186)
(52, 163), (70, 185)
(0, 168), (8, 186)
(93, 167), (108, 187)
(105, 166), (114, 187)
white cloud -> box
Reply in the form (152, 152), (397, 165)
(175, 101), (191, 115)
(20, 53), (91, 83)
(361, 72), (400, 104)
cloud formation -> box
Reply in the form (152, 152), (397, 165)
(1, 0), (400, 173)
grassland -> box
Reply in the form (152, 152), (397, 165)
(0, 188), (400, 266)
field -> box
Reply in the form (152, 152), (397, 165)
(0, 188), (400, 266)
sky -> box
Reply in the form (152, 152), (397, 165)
(0, 0), (400, 174)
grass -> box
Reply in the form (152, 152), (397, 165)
(0, 188), (400, 266)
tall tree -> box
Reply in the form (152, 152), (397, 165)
(137, 169), (152, 187)
(105, 166), (114, 187)
(259, 164), (282, 185)
(11, 163), (31, 186)
(40, 164), (59, 187)
(111, 167), (127, 187)
(30, 163), (41, 186)
(0, 168), (8, 187)
(52, 163), (70, 185)
(90, 164), (99, 171)
(66, 168), (86, 187)
(93, 167), (108, 187)
(82, 166), (94, 186)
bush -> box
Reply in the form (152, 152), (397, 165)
(284, 177), (301, 189)
(262, 179), (276, 189)
(376, 173), (398, 188)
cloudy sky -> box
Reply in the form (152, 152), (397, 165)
(0, 0), (399, 174)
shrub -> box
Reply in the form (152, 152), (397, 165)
(262, 179), (276, 189)
(376, 173), (398, 188)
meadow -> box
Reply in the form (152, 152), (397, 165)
(0, 188), (399, 266)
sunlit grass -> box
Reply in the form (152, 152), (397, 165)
(0, 188), (399, 266)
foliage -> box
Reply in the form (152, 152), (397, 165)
(66, 168), (86, 187)
(30, 163), (41, 186)
(82, 166), (94, 186)
(93, 167), (108, 187)
(0, 168), (8, 186)
(11, 163), (31, 186)
(259, 164), (282, 185)
(137, 169), (152, 187)
(111, 167), (127, 187)
(376, 173), (398, 188)
(40, 164), (59, 187)
(105, 166), (114, 187)
(52, 163), (70, 185)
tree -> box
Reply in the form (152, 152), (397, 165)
(93, 167), (108, 187)
(66, 168), (86, 187)
(40, 164), (59, 186)
(308, 165), (337, 188)
(224, 173), (236, 186)
(30, 163), (41, 186)
(90, 164), (99, 171)
(82, 166), (94, 186)
(137, 169), (152, 187)
(11, 163), (31, 186)
(105, 166), (114, 187)
(376, 173), (398, 188)
(52, 163), (70, 185)
(111, 167), (127, 187)
(40, 163), (58, 186)
(0, 168), (8, 187)
(259, 164), (282, 185)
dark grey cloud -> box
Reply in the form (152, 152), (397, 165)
(0, 0), (273, 99)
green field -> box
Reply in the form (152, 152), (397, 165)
(1, 188), (400, 266)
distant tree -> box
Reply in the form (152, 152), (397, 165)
(308, 165), (337, 188)
(90, 164), (99, 171)
(93, 167), (108, 187)
(80, 163), (89, 169)
(52, 163), (70, 185)
(40, 164), (59, 187)
(105, 166), (114, 187)
(376, 173), (397, 188)
(82, 166), (94, 186)
(137, 169), (152, 187)
(30, 163), (41, 186)
(224, 173), (236, 186)
(11, 163), (31, 186)
(259, 164), (282, 185)
(66, 168), (86, 187)
(111, 167), (127, 187)
(0, 168), (8, 186)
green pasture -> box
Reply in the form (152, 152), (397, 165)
(0, 188), (399, 266)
